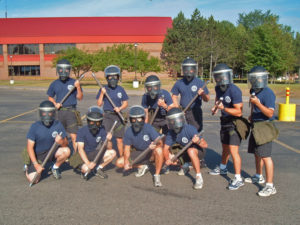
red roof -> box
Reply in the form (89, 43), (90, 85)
(0, 17), (172, 44)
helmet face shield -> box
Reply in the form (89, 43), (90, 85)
(182, 65), (197, 82)
(105, 65), (121, 88)
(248, 72), (268, 89)
(39, 106), (56, 127)
(145, 82), (160, 99)
(57, 64), (71, 81)
(213, 70), (233, 86)
(166, 112), (185, 134)
(86, 106), (103, 136)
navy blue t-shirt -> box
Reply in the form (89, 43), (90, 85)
(141, 89), (173, 117)
(47, 78), (80, 107)
(96, 85), (129, 111)
(27, 120), (67, 154)
(215, 84), (242, 117)
(252, 87), (276, 121)
(123, 123), (160, 151)
(76, 125), (107, 152)
(165, 124), (198, 147)
(171, 77), (209, 108)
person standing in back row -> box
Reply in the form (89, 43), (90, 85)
(171, 57), (209, 174)
(47, 59), (83, 152)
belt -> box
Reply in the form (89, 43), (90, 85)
(104, 110), (117, 114)
(60, 105), (76, 111)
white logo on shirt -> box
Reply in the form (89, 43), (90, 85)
(117, 92), (122, 98)
(52, 131), (58, 138)
(191, 85), (197, 92)
(143, 135), (150, 142)
(67, 85), (74, 91)
(225, 96), (231, 103)
(182, 137), (188, 144)
(96, 136), (101, 143)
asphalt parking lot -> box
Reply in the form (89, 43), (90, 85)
(0, 86), (300, 225)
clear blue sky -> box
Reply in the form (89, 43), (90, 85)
(1, 0), (300, 33)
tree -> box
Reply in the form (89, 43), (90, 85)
(245, 19), (296, 79)
(53, 47), (93, 78)
(238, 9), (279, 30)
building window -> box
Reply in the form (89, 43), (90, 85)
(0, 45), (3, 55)
(9, 65), (40, 76)
(7, 44), (39, 55)
(44, 44), (76, 54)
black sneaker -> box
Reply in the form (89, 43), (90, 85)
(52, 167), (62, 179)
(94, 168), (108, 179)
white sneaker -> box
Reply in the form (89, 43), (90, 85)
(245, 175), (265, 184)
(153, 175), (162, 187)
(193, 176), (203, 189)
(258, 185), (277, 197)
(135, 165), (149, 177)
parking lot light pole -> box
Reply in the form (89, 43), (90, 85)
(133, 43), (139, 88)
(9, 55), (14, 85)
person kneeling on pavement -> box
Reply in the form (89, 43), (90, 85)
(163, 108), (208, 190)
(116, 105), (164, 187)
(25, 100), (71, 184)
(72, 106), (116, 179)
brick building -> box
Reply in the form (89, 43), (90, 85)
(0, 17), (172, 80)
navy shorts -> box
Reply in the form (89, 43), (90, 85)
(220, 119), (241, 146)
(57, 109), (78, 134)
(27, 150), (57, 174)
(103, 112), (125, 138)
(152, 118), (169, 135)
(130, 148), (153, 165)
(185, 107), (203, 132)
(248, 132), (272, 157)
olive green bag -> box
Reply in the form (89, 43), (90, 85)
(74, 110), (83, 126)
(233, 117), (251, 140)
(21, 148), (31, 165)
(68, 152), (83, 169)
(252, 121), (279, 145)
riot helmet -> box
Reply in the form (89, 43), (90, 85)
(144, 75), (161, 99)
(212, 63), (233, 92)
(166, 107), (186, 134)
(86, 106), (103, 136)
(182, 57), (198, 83)
(104, 65), (121, 88)
(39, 100), (56, 127)
(56, 59), (71, 82)
(248, 66), (269, 94)
(129, 105), (145, 133)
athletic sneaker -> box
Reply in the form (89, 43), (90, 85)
(209, 166), (228, 175)
(228, 178), (244, 190)
(177, 166), (190, 176)
(193, 176), (203, 189)
(94, 168), (108, 179)
(161, 166), (170, 175)
(52, 167), (62, 179)
(135, 165), (149, 177)
(258, 185), (277, 197)
(245, 175), (265, 184)
(153, 175), (162, 187)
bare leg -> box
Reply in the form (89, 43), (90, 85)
(255, 155), (264, 175)
(262, 157), (274, 183)
(187, 148), (201, 174)
(221, 144), (231, 165)
(154, 147), (164, 175)
(70, 133), (77, 152)
(54, 147), (71, 167)
(100, 150), (116, 168)
(116, 138), (124, 157)
(229, 145), (241, 175)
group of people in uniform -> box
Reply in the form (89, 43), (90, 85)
(24, 57), (277, 197)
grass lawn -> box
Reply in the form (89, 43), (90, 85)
(1, 79), (299, 99)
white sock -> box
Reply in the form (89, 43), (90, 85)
(196, 173), (202, 180)
(266, 183), (273, 188)
(235, 174), (242, 180)
(154, 174), (160, 177)
(52, 164), (59, 169)
(220, 164), (227, 170)
(96, 165), (103, 170)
